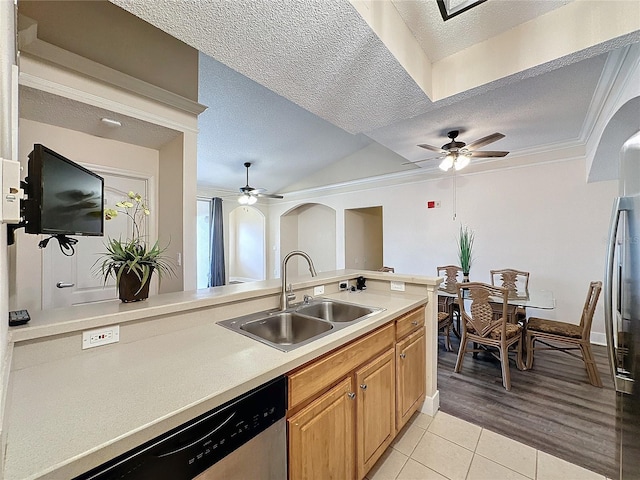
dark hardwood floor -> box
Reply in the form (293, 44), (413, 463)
(437, 334), (618, 479)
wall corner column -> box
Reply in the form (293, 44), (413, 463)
(421, 282), (440, 416)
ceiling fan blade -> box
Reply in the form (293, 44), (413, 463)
(469, 150), (509, 158)
(464, 133), (505, 151)
(417, 143), (447, 154)
(255, 192), (284, 199)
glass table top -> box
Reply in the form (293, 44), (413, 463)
(438, 288), (556, 309)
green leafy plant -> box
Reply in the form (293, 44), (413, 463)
(457, 224), (475, 274)
(98, 192), (174, 294)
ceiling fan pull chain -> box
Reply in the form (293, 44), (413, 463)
(452, 170), (457, 221)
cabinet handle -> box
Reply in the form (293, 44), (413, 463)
(347, 392), (356, 399)
(411, 321), (418, 326)
(360, 384), (367, 390)
(400, 353), (406, 359)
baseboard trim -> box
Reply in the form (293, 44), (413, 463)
(591, 332), (607, 346)
(420, 390), (440, 416)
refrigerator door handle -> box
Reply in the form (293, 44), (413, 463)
(605, 196), (634, 395)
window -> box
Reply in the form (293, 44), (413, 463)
(196, 198), (211, 289)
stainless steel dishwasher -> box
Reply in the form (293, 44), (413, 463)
(74, 375), (287, 480)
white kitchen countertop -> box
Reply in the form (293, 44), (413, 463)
(3, 273), (437, 480)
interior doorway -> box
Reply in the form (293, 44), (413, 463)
(229, 205), (266, 283)
(344, 206), (383, 271)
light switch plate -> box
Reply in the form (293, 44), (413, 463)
(313, 285), (325, 295)
(2, 158), (23, 223)
(390, 281), (405, 292)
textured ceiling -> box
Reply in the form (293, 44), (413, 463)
(60, 0), (637, 193)
(110, 0), (435, 135)
(197, 54), (374, 193)
(366, 53), (608, 166)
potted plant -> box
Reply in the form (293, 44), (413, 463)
(98, 192), (174, 302)
(457, 224), (475, 281)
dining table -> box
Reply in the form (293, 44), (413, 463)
(437, 287), (556, 338)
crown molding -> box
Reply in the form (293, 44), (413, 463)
(580, 44), (636, 146)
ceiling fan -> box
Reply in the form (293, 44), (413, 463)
(414, 130), (509, 171)
(237, 162), (283, 205)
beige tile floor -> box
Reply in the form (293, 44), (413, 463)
(366, 411), (613, 480)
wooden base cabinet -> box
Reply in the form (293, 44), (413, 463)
(356, 348), (396, 479)
(396, 328), (426, 431)
(288, 377), (356, 480)
(288, 307), (427, 480)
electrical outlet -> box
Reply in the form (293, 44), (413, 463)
(82, 325), (120, 349)
(313, 285), (325, 295)
(390, 281), (405, 292)
(339, 281), (348, 290)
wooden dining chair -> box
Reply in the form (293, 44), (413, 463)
(438, 295), (453, 351)
(490, 269), (530, 297)
(437, 265), (462, 335)
(454, 282), (524, 391)
(525, 281), (603, 387)
(490, 268), (530, 324)
(438, 265), (463, 293)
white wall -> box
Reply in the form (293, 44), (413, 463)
(158, 134), (184, 293)
(269, 157), (617, 341)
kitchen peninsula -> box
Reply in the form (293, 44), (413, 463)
(3, 270), (441, 479)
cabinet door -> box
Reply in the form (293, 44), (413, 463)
(355, 348), (395, 480)
(396, 329), (426, 431)
(288, 377), (356, 480)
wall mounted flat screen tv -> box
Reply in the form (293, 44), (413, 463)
(24, 144), (104, 236)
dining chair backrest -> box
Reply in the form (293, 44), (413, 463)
(378, 266), (395, 273)
(457, 282), (509, 339)
(437, 265), (462, 293)
(580, 281), (602, 339)
(490, 269), (530, 298)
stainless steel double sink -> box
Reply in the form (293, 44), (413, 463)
(218, 298), (385, 352)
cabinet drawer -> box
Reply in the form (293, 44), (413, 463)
(395, 306), (425, 340)
(288, 323), (394, 409)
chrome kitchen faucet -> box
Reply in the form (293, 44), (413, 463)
(280, 250), (317, 310)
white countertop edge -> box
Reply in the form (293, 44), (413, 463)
(8, 270), (442, 343)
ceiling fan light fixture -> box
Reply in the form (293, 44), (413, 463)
(238, 194), (256, 205)
(454, 154), (470, 170)
(439, 155), (455, 171)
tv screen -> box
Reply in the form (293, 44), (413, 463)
(25, 144), (104, 236)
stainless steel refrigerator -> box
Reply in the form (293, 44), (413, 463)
(605, 131), (640, 480)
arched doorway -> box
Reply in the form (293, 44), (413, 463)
(280, 203), (336, 275)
